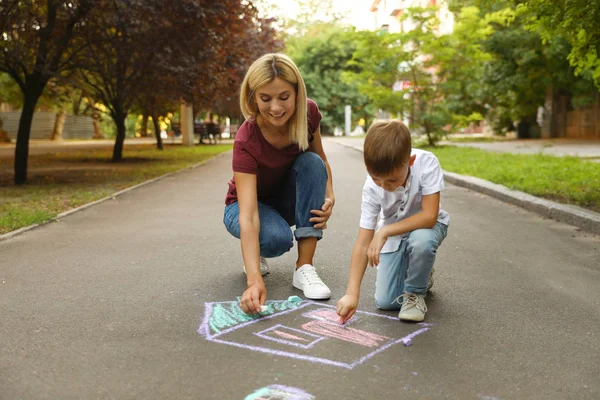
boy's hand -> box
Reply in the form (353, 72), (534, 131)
(310, 197), (334, 229)
(336, 294), (359, 323)
(367, 230), (388, 267)
(240, 282), (266, 314)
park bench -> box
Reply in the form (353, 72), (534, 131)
(169, 122), (221, 144)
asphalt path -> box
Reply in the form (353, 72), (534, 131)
(1, 142), (598, 399)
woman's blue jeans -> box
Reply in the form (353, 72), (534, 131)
(375, 222), (448, 310)
(223, 152), (327, 258)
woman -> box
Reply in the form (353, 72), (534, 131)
(223, 53), (335, 314)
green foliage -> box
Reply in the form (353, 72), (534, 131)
(0, 73), (23, 108)
(450, 0), (598, 137)
(518, 0), (600, 88)
(287, 23), (371, 133)
(346, 6), (493, 144)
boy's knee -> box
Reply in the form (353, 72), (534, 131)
(408, 229), (439, 255)
(374, 293), (401, 311)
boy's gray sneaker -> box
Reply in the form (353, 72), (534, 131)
(398, 292), (427, 322)
(427, 268), (435, 291)
(243, 257), (269, 276)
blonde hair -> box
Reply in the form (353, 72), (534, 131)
(363, 120), (412, 175)
(240, 53), (309, 150)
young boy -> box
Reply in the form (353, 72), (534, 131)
(336, 120), (449, 322)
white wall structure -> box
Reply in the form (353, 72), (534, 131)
(0, 112), (94, 139)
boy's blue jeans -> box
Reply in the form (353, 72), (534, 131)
(223, 152), (327, 258)
(375, 222), (448, 310)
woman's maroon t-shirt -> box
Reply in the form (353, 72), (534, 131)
(225, 99), (322, 205)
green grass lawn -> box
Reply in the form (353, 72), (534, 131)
(427, 146), (600, 213)
(0, 144), (232, 234)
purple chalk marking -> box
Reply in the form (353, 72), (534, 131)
(254, 324), (326, 349)
(198, 300), (433, 369)
(401, 326), (430, 346)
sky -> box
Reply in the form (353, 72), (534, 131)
(258, 0), (374, 31)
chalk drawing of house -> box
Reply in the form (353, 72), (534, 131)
(198, 296), (431, 370)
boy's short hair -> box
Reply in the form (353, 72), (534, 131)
(363, 119), (412, 175)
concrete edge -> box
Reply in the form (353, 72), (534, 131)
(336, 141), (600, 236)
(0, 151), (230, 242)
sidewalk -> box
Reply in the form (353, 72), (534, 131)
(1, 142), (599, 399)
(441, 138), (600, 159)
(330, 137), (600, 235)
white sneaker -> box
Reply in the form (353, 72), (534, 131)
(292, 264), (331, 300)
(243, 257), (269, 276)
(428, 268), (435, 291)
(398, 292), (427, 322)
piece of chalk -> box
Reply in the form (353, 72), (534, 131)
(260, 305), (268, 312)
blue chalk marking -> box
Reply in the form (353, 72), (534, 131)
(245, 384), (314, 400)
(206, 297), (304, 334)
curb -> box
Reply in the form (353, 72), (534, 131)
(0, 152), (230, 242)
(336, 141), (600, 235)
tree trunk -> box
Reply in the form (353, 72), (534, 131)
(112, 108), (127, 162)
(140, 113), (149, 137)
(50, 110), (66, 141)
(92, 111), (105, 139)
(152, 114), (163, 150)
(14, 87), (43, 184)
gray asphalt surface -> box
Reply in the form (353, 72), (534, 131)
(1, 142), (599, 399)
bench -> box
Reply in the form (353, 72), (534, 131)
(170, 122), (221, 144)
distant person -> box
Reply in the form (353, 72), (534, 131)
(205, 113), (220, 144)
(336, 120), (449, 323)
(223, 53), (335, 314)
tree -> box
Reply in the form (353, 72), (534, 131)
(347, 8), (456, 145)
(0, 0), (94, 184)
(191, 3), (283, 124)
(287, 23), (371, 134)
(430, 6), (493, 132)
(449, 0), (595, 137)
(519, 0), (600, 88)
(75, 0), (180, 161)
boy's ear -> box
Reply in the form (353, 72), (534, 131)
(409, 154), (416, 166)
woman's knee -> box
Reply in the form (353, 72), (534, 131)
(223, 204), (241, 238)
(294, 152), (326, 178)
(259, 228), (294, 258)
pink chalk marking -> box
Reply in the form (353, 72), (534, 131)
(301, 320), (389, 348)
(310, 309), (340, 322)
(273, 329), (309, 342)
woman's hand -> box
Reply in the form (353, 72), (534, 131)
(310, 197), (334, 229)
(367, 230), (389, 267)
(240, 281), (266, 314)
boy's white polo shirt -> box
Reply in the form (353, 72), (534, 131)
(359, 148), (450, 253)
